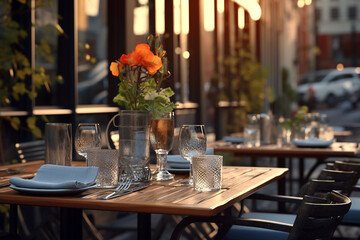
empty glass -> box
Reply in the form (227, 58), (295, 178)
(192, 155), (223, 191)
(150, 112), (174, 181)
(87, 149), (119, 188)
(243, 115), (260, 147)
(178, 125), (207, 185)
(45, 123), (72, 166)
(74, 123), (102, 163)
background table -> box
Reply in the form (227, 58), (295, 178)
(0, 161), (288, 240)
(213, 142), (360, 196)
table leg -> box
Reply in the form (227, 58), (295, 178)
(299, 158), (304, 187)
(277, 157), (286, 212)
(9, 204), (18, 235)
(60, 208), (82, 240)
(138, 213), (151, 240)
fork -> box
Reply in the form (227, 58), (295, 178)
(81, 178), (132, 198)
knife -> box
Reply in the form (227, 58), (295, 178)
(97, 183), (151, 200)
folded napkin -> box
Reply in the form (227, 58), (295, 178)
(167, 148), (215, 169)
(10, 164), (98, 189)
(167, 155), (190, 169)
(292, 138), (334, 148)
(223, 136), (244, 143)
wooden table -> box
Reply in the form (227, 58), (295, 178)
(213, 141), (360, 196)
(0, 161), (288, 240)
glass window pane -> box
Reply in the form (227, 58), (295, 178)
(78, 0), (108, 105)
(35, 0), (61, 106)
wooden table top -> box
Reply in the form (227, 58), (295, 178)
(213, 142), (360, 158)
(0, 161), (288, 217)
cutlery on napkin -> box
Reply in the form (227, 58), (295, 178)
(9, 164), (98, 189)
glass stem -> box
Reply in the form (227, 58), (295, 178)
(189, 162), (193, 184)
(156, 150), (168, 170)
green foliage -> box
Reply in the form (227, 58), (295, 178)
(216, 38), (271, 132)
(0, 0), (58, 139)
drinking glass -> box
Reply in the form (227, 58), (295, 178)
(178, 125), (207, 185)
(74, 123), (102, 163)
(150, 112), (175, 181)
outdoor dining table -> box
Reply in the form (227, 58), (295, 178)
(213, 141), (360, 196)
(0, 160), (288, 240)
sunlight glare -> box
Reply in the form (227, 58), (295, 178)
(238, 7), (245, 29)
(134, 6), (149, 35)
(181, 0), (189, 34)
(156, 0), (165, 34)
(174, 0), (181, 34)
(232, 0), (261, 21)
(217, 0), (224, 14)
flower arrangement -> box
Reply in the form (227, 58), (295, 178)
(110, 35), (177, 119)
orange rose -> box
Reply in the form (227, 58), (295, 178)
(109, 60), (123, 76)
(142, 54), (162, 75)
(120, 54), (129, 65)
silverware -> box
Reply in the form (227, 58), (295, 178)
(80, 178), (132, 199)
(97, 183), (151, 200)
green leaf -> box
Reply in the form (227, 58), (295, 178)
(10, 117), (20, 130)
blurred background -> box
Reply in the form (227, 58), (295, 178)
(0, 0), (359, 164)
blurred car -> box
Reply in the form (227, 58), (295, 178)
(297, 67), (360, 108)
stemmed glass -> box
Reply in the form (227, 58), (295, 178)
(74, 123), (102, 163)
(150, 112), (175, 181)
(178, 125), (207, 185)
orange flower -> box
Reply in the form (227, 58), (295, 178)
(120, 54), (129, 65)
(109, 60), (123, 76)
(142, 54), (162, 75)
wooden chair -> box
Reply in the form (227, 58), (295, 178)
(170, 191), (351, 240)
(15, 140), (45, 163)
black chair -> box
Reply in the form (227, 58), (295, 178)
(325, 160), (360, 227)
(170, 191), (351, 240)
(15, 140), (45, 163)
(170, 168), (355, 240)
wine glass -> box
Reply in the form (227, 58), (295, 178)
(178, 125), (207, 185)
(74, 123), (102, 163)
(150, 112), (175, 181)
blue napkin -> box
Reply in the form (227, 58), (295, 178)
(10, 164), (98, 189)
(167, 148), (215, 169)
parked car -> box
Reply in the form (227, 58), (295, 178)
(297, 67), (360, 108)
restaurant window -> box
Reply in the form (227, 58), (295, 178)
(330, 7), (339, 20)
(348, 6), (357, 20)
(34, 1), (61, 106)
(78, 0), (109, 105)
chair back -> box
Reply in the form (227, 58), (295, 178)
(317, 168), (355, 196)
(288, 191), (351, 240)
(15, 140), (45, 163)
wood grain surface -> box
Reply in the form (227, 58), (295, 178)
(0, 161), (287, 217)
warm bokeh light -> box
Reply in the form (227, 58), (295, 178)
(305, 0), (312, 5)
(134, 6), (149, 35)
(85, 0), (99, 17)
(183, 51), (190, 59)
(204, 0), (215, 31)
(336, 63), (344, 71)
(238, 7), (245, 29)
(297, 0), (305, 8)
(174, 0), (181, 34)
(233, 0), (261, 21)
(85, 43), (90, 49)
(355, 67), (360, 74)
(139, 0), (149, 4)
(156, 0), (165, 34)
(181, 0), (189, 34)
(175, 47), (182, 55)
(217, 0), (224, 14)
